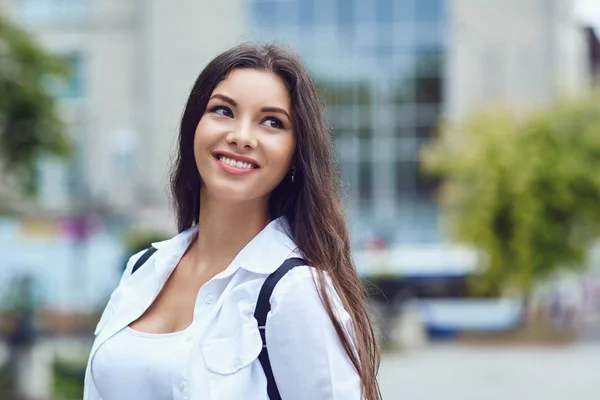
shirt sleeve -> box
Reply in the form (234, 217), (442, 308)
(265, 266), (362, 400)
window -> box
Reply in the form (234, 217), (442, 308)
(278, 0), (300, 26)
(377, 24), (395, 60)
(355, 82), (372, 106)
(395, 104), (416, 128)
(299, 0), (315, 26)
(415, 77), (442, 103)
(397, 136), (416, 160)
(414, 50), (443, 77)
(334, 128), (356, 139)
(416, 126), (436, 138)
(392, 73), (415, 105)
(337, 0), (353, 28)
(395, 160), (416, 198)
(359, 159), (373, 203)
(393, 0), (415, 21)
(355, 127), (370, 140)
(415, 0), (445, 22)
(252, 0), (278, 28)
(392, 23), (417, 51)
(338, 159), (358, 196)
(324, 106), (338, 126)
(416, 21), (446, 51)
(356, 107), (372, 130)
(43, 52), (84, 99)
(354, 0), (376, 23)
(416, 104), (439, 128)
(375, 0), (394, 23)
(337, 106), (359, 130)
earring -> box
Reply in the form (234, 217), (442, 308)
(291, 167), (296, 183)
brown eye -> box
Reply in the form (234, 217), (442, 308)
(211, 106), (233, 117)
(262, 117), (283, 129)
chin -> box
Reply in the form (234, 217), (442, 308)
(203, 182), (262, 203)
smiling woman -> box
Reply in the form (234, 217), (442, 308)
(195, 69), (296, 201)
(84, 43), (381, 400)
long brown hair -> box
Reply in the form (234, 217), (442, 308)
(171, 43), (381, 399)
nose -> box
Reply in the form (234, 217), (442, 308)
(226, 121), (257, 150)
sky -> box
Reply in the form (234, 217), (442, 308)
(575, 0), (600, 32)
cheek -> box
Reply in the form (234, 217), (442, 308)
(268, 136), (296, 176)
(193, 120), (211, 160)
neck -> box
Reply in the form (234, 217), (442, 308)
(190, 190), (271, 273)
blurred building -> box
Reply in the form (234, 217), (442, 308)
(1, 0), (592, 239)
(0, 0), (246, 228)
(447, 0), (590, 119)
(245, 0), (448, 244)
(244, 0), (591, 245)
(0, 0), (247, 311)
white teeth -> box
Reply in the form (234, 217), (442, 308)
(218, 156), (255, 169)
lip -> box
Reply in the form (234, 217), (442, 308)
(212, 151), (260, 176)
(212, 151), (260, 168)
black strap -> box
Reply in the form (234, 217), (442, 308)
(254, 257), (308, 400)
(131, 246), (158, 274)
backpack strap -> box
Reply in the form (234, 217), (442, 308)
(131, 246), (158, 275)
(254, 257), (308, 400)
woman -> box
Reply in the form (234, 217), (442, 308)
(84, 43), (381, 400)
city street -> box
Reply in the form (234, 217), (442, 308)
(379, 344), (600, 399)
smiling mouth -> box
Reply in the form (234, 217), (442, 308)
(213, 154), (259, 170)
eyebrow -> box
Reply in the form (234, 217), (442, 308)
(209, 93), (292, 121)
(210, 94), (237, 106)
(261, 106), (291, 121)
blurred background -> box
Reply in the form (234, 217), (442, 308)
(1, 0), (600, 398)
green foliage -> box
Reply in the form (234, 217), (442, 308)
(53, 359), (85, 400)
(422, 94), (600, 295)
(0, 15), (72, 194)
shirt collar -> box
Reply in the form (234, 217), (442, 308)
(150, 217), (299, 277)
(228, 217), (299, 275)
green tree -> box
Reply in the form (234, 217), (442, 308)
(422, 94), (600, 296)
(0, 15), (72, 196)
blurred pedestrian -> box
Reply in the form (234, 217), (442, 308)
(84, 43), (381, 400)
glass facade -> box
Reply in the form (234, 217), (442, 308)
(247, 0), (447, 245)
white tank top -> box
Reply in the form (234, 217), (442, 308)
(92, 326), (185, 400)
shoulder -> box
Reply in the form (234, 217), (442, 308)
(270, 264), (319, 301)
(269, 264), (352, 327)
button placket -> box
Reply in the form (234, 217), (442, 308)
(179, 380), (187, 392)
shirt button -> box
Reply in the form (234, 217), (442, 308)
(204, 294), (215, 305)
(185, 335), (193, 343)
(179, 381), (187, 392)
(233, 357), (242, 369)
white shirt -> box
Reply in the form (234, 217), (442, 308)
(84, 217), (361, 400)
(92, 327), (185, 399)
